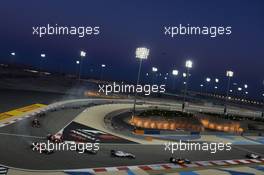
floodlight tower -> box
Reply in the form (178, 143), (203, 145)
(133, 47), (149, 117)
(214, 78), (219, 94)
(182, 60), (193, 112)
(151, 67), (158, 84)
(78, 50), (86, 81)
(200, 84), (204, 94)
(224, 70), (234, 115)
(205, 77), (211, 94)
(40, 53), (46, 71)
(9, 52), (16, 65)
(172, 69), (179, 90)
(75, 60), (80, 77)
(100, 64), (106, 80)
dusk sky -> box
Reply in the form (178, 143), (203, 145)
(0, 0), (263, 98)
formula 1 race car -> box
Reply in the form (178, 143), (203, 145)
(30, 142), (54, 155)
(32, 119), (40, 128)
(110, 150), (135, 159)
(47, 133), (63, 143)
(170, 157), (191, 164)
(246, 153), (261, 159)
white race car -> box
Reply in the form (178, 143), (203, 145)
(246, 153), (261, 159)
(110, 150), (135, 159)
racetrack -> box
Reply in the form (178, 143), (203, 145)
(0, 90), (263, 170)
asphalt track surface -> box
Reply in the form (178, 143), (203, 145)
(0, 88), (81, 113)
(0, 90), (263, 170)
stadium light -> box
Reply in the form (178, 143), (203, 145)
(238, 87), (242, 91)
(39, 53), (46, 71)
(185, 60), (193, 68)
(183, 73), (187, 77)
(226, 70), (234, 77)
(171, 69), (179, 90)
(76, 60), (80, 64)
(100, 64), (106, 80)
(80, 50), (86, 57)
(182, 59), (193, 111)
(133, 47), (150, 117)
(205, 77), (211, 94)
(172, 69), (179, 76)
(152, 67), (158, 72)
(78, 50), (86, 81)
(200, 84), (204, 94)
(11, 52), (15, 56)
(151, 67), (158, 85)
(135, 47), (149, 59)
(244, 84), (248, 89)
(215, 78), (219, 83)
(224, 70), (234, 115)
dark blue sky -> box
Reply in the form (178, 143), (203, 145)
(0, 0), (264, 98)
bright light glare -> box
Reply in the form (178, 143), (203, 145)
(200, 84), (204, 87)
(80, 51), (86, 57)
(76, 60), (80, 64)
(152, 67), (158, 72)
(244, 84), (248, 89)
(101, 64), (106, 68)
(238, 87), (242, 91)
(135, 47), (149, 59)
(183, 73), (187, 77)
(40, 54), (46, 58)
(11, 52), (15, 56)
(226, 70), (234, 77)
(172, 69), (179, 76)
(215, 78), (219, 83)
(185, 60), (193, 68)
(206, 77), (211, 82)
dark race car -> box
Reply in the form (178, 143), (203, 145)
(47, 133), (63, 143)
(246, 153), (261, 159)
(31, 142), (54, 155)
(110, 150), (135, 159)
(32, 119), (40, 128)
(170, 157), (191, 164)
